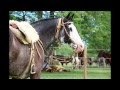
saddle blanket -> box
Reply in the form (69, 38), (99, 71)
(9, 20), (39, 44)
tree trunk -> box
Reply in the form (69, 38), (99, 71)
(22, 11), (26, 21)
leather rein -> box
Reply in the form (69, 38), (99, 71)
(55, 18), (75, 44)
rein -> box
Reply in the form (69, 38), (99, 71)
(55, 18), (75, 44)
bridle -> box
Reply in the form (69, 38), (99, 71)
(55, 18), (75, 44)
(43, 18), (76, 70)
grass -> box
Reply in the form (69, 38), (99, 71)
(41, 67), (111, 79)
(10, 63), (111, 79)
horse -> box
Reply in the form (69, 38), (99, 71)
(96, 57), (106, 67)
(31, 12), (85, 67)
(9, 12), (84, 79)
(72, 55), (80, 69)
(97, 50), (111, 67)
(31, 12), (84, 54)
(9, 21), (44, 79)
(78, 51), (94, 68)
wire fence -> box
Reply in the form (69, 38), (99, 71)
(87, 49), (110, 50)
(41, 48), (111, 79)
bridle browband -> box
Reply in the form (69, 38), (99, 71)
(55, 18), (75, 44)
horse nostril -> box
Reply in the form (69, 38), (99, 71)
(80, 45), (82, 48)
(80, 45), (84, 51)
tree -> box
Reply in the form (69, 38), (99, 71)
(50, 11), (54, 18)
(9, 11), (37, 22)
(34, 11), (43, 19)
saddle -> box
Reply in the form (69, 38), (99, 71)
(9, 20), (39, 44)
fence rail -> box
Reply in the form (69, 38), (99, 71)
(43, 48), (111, 79)
(87, 49), (110, 50)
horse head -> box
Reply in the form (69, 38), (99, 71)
(59, 12), (84, 53)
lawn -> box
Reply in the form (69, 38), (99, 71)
(41, 67), (111, 79)
(10, 64), (111, 79)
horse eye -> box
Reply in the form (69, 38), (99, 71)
(68, 23), (71, 25)
(69, 28), (72, 31)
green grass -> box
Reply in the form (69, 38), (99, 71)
(41, 67), (111, 79)
(10, 67), (110, 79)
(11, 63), (110, 79)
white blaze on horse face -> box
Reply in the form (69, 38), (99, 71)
(60, 29), (65, 43)
(68, 23), (84, 52)
(60, 36), (64, 43)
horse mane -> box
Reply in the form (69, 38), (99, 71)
(31, 17), (59, 24)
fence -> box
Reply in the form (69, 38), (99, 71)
(42, 48), (111, 79)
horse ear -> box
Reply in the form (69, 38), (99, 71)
(70, 14), (74, 21)
(71, 14), (74, 19)
(67, 13), (74, 21)
(65, 12), (72, 19)
(66, 13), (74, 21)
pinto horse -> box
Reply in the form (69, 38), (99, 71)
(97, 50), (111, 66)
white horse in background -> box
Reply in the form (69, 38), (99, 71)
(97, 57), (106, 67)
(72, 54), (80, 69)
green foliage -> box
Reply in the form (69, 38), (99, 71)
(34, 11), (42, 19)
(56, 44), (73, 56)
(9, 11), (38, 22)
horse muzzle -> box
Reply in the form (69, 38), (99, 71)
(70, 43), (84, 53)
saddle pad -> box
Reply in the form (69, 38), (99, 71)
(9, 20), (39, 44)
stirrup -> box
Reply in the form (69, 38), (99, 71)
(30, 64), (36, 74)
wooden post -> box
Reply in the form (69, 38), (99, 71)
(83, 46), (87, 79)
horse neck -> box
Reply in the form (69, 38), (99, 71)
(98, 51), (108, 58)
(31, 18), (58, 49)
(103, 52), (111, 58)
